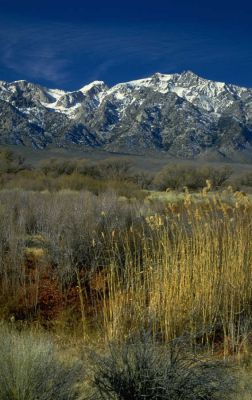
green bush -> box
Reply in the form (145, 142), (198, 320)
(0, 325), (82, 400)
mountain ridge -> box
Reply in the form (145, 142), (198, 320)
(0, 71), (252, 160)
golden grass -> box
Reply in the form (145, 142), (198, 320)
(0, 185), (251, 359)
(24, 247), (45, 260)
(94, 187), (252, 356)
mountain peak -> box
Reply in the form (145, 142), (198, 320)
(0, 73), (251, 160)
(182, 70), (198, 76)
(79, 80), (107, 93)
(152, 72), (172, 78)
(180, 70), (200, 79)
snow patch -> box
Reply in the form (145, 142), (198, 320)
(47, 88), (66, 100)
(79, 81), (105, 93)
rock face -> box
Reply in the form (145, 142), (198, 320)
(0, 72), (252, 159)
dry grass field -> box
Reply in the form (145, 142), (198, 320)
(1, 151), (252, 398)
(0, 186), (251, 348)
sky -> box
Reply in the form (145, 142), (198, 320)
(0, 0), (252, 90)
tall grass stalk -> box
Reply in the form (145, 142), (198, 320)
(101, 190), (252, 355)
(0, 188), (251, 354)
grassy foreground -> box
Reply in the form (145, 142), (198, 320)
(0, 324), (241, 400)
(0, 186), (251, 348)
(0, 182), (252, 398)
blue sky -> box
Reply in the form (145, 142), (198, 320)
(0, 0), (252, 90)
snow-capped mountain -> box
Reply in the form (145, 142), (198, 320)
(0, 71), (252, 159)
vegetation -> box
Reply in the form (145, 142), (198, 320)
(0, 150), (252, 398)
(236, 171), (252, 187)
(0, 185), (251, 352)
(90, 336), (234, 400)
(0, 149), (26, 173)
(0, 325), (82, 400)
(0, 149), (241, 193)
(153, 163), (233, 190)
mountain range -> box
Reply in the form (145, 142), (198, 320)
(1, 71), (252, 160)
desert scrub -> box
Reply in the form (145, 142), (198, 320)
(89, 336), (235, 400)
(0, 188), (251, 353)
(0, 325), (83, 400)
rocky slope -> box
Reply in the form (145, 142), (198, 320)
(0, 71), (252, 159)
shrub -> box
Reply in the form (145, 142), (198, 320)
(237, 172), (252, 187)
(39, 157), (135, 182)
(97, 158), (133, 181)
(0, 149), (26, 174)
(0, 325), (82, 400)
(154, 164), (232, 190)
(90, 336), (234, 400)
(131, 171), (154, 189)
(39, 158), (78, 177)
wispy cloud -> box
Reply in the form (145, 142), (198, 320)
(0, 23), (73, 84)
(0, 19), (251, 89)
